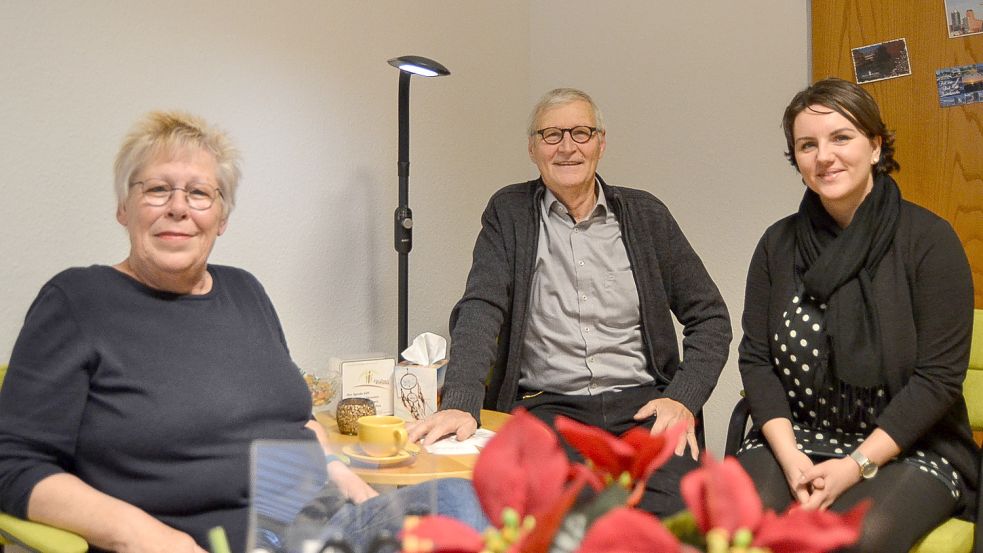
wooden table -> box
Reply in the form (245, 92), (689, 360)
(315, 409), (510, 486)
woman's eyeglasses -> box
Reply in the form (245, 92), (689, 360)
(130, 180), (223, 210)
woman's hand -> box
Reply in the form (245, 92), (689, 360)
(761, 418), (818, 504)
(797, 430), (898, 510)
(327, 458), (378, 504)
(306, 416), (378, 503)
(112, 514), (207, 553)
(776, 449), (819, 504)
(798, 457), (862, 510)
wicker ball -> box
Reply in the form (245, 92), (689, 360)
(336, 398), (376, 435)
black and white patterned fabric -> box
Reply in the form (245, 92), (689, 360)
(739, 291), (962, 499)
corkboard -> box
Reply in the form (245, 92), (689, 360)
(812, 1), (983, 307)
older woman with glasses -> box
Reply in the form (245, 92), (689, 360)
(0, 111), (485, 553)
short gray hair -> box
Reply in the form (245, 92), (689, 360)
(114, 111), (241, 217)
(527, 88), (605, 136)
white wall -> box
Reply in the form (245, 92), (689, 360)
(0, 0), (531, 365)
(0, 1), (808, 454)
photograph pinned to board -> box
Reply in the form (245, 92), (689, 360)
(936, 63), (983, 107)
(852, 38), (912, 84)
(944, 0), (983, 38)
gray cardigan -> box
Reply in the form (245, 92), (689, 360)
(440, 176), (732, 422)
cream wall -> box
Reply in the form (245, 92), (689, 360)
(0, 0), (531, 368)
(0, 1), (808, 453)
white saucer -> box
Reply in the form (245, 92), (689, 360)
(342, 443), (420, 466)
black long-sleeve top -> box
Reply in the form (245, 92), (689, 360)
(738, 200), (979, 516)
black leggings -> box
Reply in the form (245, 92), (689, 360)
(738, 446), (960, 552)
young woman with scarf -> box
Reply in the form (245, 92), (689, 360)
(736, 78), (978, 551)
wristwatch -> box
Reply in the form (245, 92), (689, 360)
(849, 449), (878, 479)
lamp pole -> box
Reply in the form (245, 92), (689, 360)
(387, 55), (450, 358)
(395, 69), (412, 359)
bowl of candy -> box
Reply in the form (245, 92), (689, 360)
(303, 371), (338, 412)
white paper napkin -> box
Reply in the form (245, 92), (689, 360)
(401, 332), (447, 366)
(424, 428), (496, 455)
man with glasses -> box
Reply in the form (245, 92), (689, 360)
(408, 88), (731, 517)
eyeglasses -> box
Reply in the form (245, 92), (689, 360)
(131, 180), (223, 211)
(534, 126), (599, 145)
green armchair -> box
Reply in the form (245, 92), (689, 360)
(0, 512), (88, 553)
(909, 308), (983, 553)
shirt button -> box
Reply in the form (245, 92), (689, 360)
(578, 260), (585, 266)
(581, 295), (588, 301)
(584, 327), (591, 333)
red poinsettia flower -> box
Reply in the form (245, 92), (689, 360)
(401, 515), (485, 553)
(472, 408), (571, 527)
(555, 416), (685, 505)
(575, 507), (680, 553)
(752, 501), (869, 553)
(680, 453), (867, 552)
(680, 454), (762, 536)
(513, 468), (592, 553)
(402, 409), (576, 553)
(554, 416), (635, 476)
(620, 424), (686, 484)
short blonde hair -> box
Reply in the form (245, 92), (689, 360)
(527, 88), (605, 136)
(114, 111), (241, 216)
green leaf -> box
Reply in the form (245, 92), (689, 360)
(583, 484), (630, 521)
(661, 510), (706, 548)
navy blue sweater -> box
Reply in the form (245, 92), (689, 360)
(0, 265), (314, 551)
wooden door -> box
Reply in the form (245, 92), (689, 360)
(812, 1), (983, 307)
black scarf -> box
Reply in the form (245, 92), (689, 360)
(795, 173), (900, 399)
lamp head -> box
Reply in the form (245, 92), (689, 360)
(387, 55), (450, 77)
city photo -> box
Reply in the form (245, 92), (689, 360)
(851, 38), (912, 84)
(936, 62), (983, 106)
(945, 0), (983, 38)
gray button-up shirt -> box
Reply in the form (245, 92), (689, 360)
(517, 183), (651, 395)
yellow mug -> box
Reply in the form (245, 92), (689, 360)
(357, 415), (408, 457)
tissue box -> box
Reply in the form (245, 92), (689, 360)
(393, 359), (447, 421)
(334, 355), (396, 416)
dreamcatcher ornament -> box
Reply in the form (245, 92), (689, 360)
(398, 368), (433, 420)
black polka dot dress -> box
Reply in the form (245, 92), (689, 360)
(739, 291), (962, 500)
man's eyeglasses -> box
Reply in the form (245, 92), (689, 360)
(534, 126), (599, 145)
(131, 180), (223, 211)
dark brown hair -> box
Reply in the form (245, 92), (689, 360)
(782, 77), (899, 175)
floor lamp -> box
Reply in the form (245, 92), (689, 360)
(387, 55), (450, 358)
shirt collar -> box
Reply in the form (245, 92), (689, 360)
(543, 178), (609, 222)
